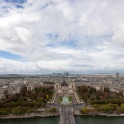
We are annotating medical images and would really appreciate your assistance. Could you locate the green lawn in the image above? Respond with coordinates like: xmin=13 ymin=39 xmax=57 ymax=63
xmin=59 ymin=96 xmax=73 ymax=103
xmin=59 ymin=96 xmax=63 ymax=102
xmin=68 ymin=96 xmax=72 ymax=102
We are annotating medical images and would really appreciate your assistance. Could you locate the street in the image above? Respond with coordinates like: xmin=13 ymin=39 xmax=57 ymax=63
xmin=60 ymin=106 xmax=75 ymax=124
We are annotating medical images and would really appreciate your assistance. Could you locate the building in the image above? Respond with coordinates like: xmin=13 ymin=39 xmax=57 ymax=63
xmin=95 ymin=85 xmax=104 ymax=91
xmin=0 ymin=87 xmax=6 ymax=100
xmin=54 ymin=81 xmax=76 ymax=94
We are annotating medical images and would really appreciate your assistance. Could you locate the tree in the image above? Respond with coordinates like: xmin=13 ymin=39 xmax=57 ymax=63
xmin=0 ymin=109 xmax=7 ymax=115
xmin=80 ymin=107 xmax=89 ymax=114
xmin=116 ymin=104 xmax=124 ymax=113
xmin=0 ymin=102 xmax=3 ymax=108
xmin=97 ymin=104 xmax=118 ymax=113
xmin=47 ymin=107 xmax=57 ymax=113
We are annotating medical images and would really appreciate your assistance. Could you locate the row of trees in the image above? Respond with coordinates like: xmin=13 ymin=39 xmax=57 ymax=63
xmin=77 ymin=85 xmax=96 ymax=102
xmin=4 ymin=86 xmax=54 ymax=103
xmin=91 ymin=99 xmax=124 ymax=105
xmin=80 ymin=104 xmax=124 ymax=114
xmin=1 ymin=101 xmax=42 ymax=108
xmin=0 ymin=86 xmax=54 ymax=115
xmin=94 ymin=104 xmax=118 ymax=113
xmin=46 ymin=107 xmax=57 ymax=113
xmin=0 ymin=106 xmax=58 ymax=115
xmin=77 ymin=85 xmax=124 ymax=103
xmin=0 ymin=106 xmax=37 ymax=115
xmin=77 ymin=85 xmax=124 ymax=114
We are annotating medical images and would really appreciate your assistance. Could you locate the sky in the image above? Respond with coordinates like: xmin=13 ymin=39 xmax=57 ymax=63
xmin=0 ymin=0 xmax=124 ymax=74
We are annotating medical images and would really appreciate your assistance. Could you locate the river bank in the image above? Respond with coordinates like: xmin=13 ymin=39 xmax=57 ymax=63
xmin=1 ymin=110 xmax=124 ymax=120
xmin=0 ymin=113 xmax=59 ymax=119
xmin=74 ymin=110 xmax=124 ymax=117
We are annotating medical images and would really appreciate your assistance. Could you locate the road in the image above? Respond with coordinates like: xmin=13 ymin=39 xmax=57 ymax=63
xmin=60 ymin=106 xmax=75 ymax=124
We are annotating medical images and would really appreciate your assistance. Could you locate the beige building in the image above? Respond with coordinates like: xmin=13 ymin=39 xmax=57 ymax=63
xmin=27 ymin=82 xmax=55 ymax=91
xmin=95 ymin=85 xmax=104 ymax=91
xmin=54 ymin=81 xmax=76 ymax=94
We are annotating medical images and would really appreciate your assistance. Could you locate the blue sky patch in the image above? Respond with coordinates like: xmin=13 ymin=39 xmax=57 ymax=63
xmin=16 ymin=4 xmax=24 ymax=8
xmin=0 ymin=50 xmax=21 ymax=60
xmin=60 ymin=40 xmax=78 ymax=47
xmin=4 ymin=0 xmax=26 ymax=4
xmin=46 ymin=33 xmax=78 ymax=48
xmin=46 ymin=33 xmax=59 ymax=39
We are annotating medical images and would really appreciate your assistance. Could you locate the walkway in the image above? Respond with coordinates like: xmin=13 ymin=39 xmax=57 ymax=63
xmin=54 ymin=93 xmax=60 ymax=104
xmin=71 ymin=93 xmax=78 ymax=104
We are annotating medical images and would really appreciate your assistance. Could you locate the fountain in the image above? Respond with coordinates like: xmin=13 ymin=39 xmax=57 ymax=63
xmin=61 ymin=95 xmax=71 ymax=105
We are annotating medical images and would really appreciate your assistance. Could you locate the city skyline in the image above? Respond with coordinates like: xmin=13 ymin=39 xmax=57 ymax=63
xmin=1 ymin=0 xmax=124 ymax=74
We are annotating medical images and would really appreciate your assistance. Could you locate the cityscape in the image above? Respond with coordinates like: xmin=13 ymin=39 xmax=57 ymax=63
xmin=0 ymin=73 xmax=124 ymax=124
xmin=1 ymin=0 xmax=124 ymax=124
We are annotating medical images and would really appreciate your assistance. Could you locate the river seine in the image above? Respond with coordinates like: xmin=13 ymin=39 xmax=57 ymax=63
xmin=0 ymin=116 xmax=124 ymax=124
xmin=75 ymin=115 xmax=124 ymax=124
xmin=0 ymin=117 xmax=59 ymax=124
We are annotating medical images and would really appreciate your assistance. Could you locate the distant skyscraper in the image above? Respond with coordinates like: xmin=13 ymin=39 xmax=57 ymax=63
xmin=116 ymin=72 xmax=119 ymax=78
xmin=116 ymin=72 xmax=119 ymax=82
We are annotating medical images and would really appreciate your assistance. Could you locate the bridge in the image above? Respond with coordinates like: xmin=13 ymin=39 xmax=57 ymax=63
xmin=47 ymin=94 xmax=84 ymax=124
xmin=59 ymin=106 xmax=75 ymax=124
xmin=47 ymin=102 xmax=84 ymax=124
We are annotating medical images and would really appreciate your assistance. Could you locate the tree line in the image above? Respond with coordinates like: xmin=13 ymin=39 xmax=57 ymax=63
xmin=0 ymin=86 xmax=54 ymax=115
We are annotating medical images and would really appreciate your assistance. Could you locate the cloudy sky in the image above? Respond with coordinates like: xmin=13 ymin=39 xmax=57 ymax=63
xmin=0 ymin=0 xmax=124 ymax=74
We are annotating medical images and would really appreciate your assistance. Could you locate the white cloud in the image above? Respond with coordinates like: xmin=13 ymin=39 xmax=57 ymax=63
xmin=0 ymin=0 xmax=124 ymax=73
